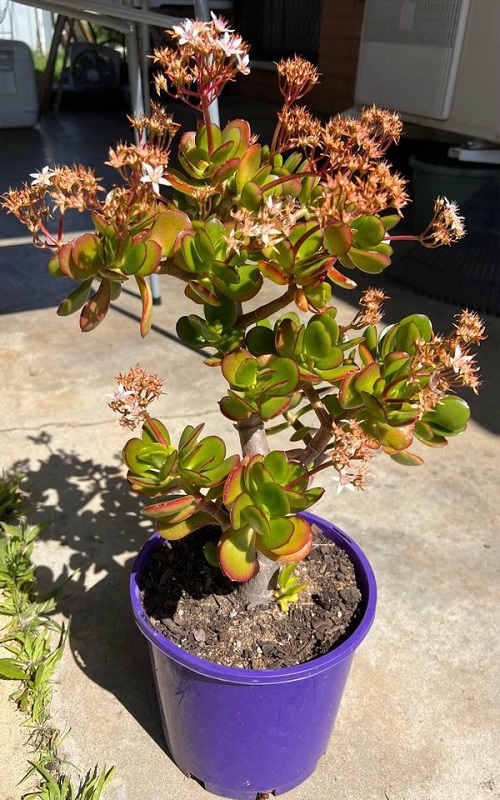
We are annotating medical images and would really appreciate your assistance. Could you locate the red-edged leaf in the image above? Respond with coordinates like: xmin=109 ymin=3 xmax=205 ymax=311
xmin=385 ymin=449 xmax=425 ymax=466
xmin=327 ymin=263 xmax=357 ymax=289
xmin=212 ymin=156 xmax=240 ymax=185
xmin=358 ymin=343 xmax=375 ymax=365
xmin=79 ymin=279 xmax=111 ymax=332
xmin=259 ymin=516 xmax=313 ymax=562
xmin=258 ymin=260 xmax=289 ymax=285
xmin=236 ymin=143 xmax=262 ymax=194
xmin=323 ymin=223 xmax=353 ymax=255
xmin=143 ymin=495 xmax=197 ymax=519
xmin=348 ymin=247 xmax=391 ymax=274
xmin=136 ymin=275 xmax=153 ymax=337
xmin=218 ymin=527 xmax=257 ymax=582
xmin=156 ymin=510 xmax=213 ymax=540
xmin=185 ymin=280 xmax=220 ymax=306
xmin=136 ymin=240 xmax=162 ymax=276
xmin=338 ymin=370 xmax=363 ymax=409
xmin=223 ymin=462 xmax=245 ymax=506
xmin=61 ymin=233 xmax=102 ymax=280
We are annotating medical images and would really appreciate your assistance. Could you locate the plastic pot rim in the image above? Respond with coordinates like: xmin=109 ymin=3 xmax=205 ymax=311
xmin=130 ymin=510 xmax=377 ymax=686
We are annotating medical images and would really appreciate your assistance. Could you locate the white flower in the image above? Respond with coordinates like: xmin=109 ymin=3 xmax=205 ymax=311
xmin=106 ymin=384 xmax=134 ymax=402
xmin=449 ymin=344 xmax=473 ymax=374
xmin=171 ymin=17 xmax=205 ymax=45
xmin=210 ymin=12 xmax=233 ymax=34
xmin=30 ymin=166 xmax=55 ymax=186
xmin=334 ymin=470 xmax=357 ymax=495
xmin=140 ymin=163 xmax=171 ymax=195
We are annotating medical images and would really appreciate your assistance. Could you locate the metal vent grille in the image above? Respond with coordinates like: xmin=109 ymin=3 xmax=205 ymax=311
xmin=361 ymin=0 xmax=465 ymax=46
xmin=355 ymin=0 xmax=470 ymax=120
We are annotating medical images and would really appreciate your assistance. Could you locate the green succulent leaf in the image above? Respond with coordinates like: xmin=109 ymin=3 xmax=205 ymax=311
xmin=242 ymin=504 xmax=271 ymax=537
xmin=204 ymin=541 xmax=220 ymax=568
xmin=246 ymin=324 xmax=276 ymax=356
xmin=354 ymin=362 xmax=382 ymax=394
xmin=235 ymin=357 xmax=259 ymax=388
xmin=422 ymin=395 xmax=470 ymax=435
xmin=323 ymin=223 xmax=353 ymax=255
xmin=258 ymin=259 xmax=289 ymax=285
xmin=260 ymin=515 xmax=312 ymax=561
xmin=414 ymin=420 xmax=448 ymax=447
xmin=62 ymin=233 xmax=103 ymax=280
xmin=339 ymin=370 xmax=363 ymax=409
xmin=180 ymin=435 xmax=226 ymax=471
xmin=240 ymin=180 xmax=263 ymax=211
xmin=263 ymin=451 xmax=289 ymax=484
xmin=347 ymin=247 xmax=391 ymax=274
xmin=394 ymin=314 xmax=433 ymax=353
xmin=254 ymin=482 xmax=290 ymax=517
xmin=236 ymin=143 xmax=262 ymax=194
xmin=57 ymin=278 xmax=94 ymax=317
xmin=218 ymin=526 xmax=257 ymax=582
xmin=302 ymin=282 xmax=331 ymax=311
xmin=261 ymin=515 xmax=294 ymax=550
xmin=142 ymin=495 xmax=197 ymax=519
xmin=258 ymin=395 xmax=292 ymax=420
xmin=142 ymin=418 xmax=171 ymax=447
xmin=156 ymin=510 xmax=213 ymax=540
xmin=381 ymin=214 xmax=401 ymax=231
xmin=149 ymin=209 xmax=192 ymax=257
xmin=79 ymin=279 xmax=111 ymax=332
xmin=176 ymin=316 xmax=207 ymax=349
xmin=221 ymin=349 xmax=252 ymax=385
xmin=196 ymin=122 xmax=223 ymax=152
xmin=219 ymin=391 xmax=256 ymax=420
xmin=212 ymin=263 xmax=263 ymax=302
xmin=351 ymin=215 xmax=386 ymax=248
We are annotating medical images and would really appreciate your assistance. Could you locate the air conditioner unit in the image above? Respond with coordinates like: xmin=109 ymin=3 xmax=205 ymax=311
xmin=0 ymin=40 xmax=38 ymax=128
xmin=62 ymin=43 xmax=121 ymax=92
xmin=355 ymin=0 xmax=500 ymax=144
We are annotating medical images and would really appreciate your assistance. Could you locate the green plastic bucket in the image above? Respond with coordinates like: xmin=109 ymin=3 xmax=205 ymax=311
xmin=409 ymin=154 xmax=500 ymax=233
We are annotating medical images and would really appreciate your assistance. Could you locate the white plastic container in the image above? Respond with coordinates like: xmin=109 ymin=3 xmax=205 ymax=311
xmin=0 ymin=40 xmax=38 ymax=128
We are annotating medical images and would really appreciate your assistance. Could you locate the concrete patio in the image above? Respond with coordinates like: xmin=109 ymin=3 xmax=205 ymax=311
xmin=0 ymin=100 xmax=499 ymax=800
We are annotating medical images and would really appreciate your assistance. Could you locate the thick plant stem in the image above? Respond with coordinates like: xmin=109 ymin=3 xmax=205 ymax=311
xmin=236 ymin=414 xmax=270 ymax=457
xmin=235 ymin=415 xmax=277 ymax=607
xmin=237 ymin=552 xmax=278 ymax=608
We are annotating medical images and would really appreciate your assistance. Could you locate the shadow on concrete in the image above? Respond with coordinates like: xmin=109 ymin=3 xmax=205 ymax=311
xmin=13 ymin=436 xmax=170 ymax=756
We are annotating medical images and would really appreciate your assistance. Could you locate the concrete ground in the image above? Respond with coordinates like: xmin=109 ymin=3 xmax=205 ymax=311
xmin=0 ymin=100 xmax=499 ymax=800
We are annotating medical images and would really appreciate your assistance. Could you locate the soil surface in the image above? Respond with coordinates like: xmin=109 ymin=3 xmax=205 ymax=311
xmin=141 ymin=525 xmax=362 ymax=670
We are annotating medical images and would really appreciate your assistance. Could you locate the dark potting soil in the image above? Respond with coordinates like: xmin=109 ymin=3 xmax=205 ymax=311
xmin=141 ymin=525 xmax=362 ymax=670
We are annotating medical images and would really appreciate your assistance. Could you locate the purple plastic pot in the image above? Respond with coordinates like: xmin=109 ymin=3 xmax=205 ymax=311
xmin=130 ymin=511 xmax=377 ymax=800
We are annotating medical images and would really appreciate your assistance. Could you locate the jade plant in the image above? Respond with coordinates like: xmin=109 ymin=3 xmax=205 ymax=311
xmin=2 ymin=16 xmax=485 ymax=607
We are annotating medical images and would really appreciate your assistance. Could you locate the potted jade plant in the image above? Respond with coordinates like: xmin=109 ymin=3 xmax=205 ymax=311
xmin=2 ymin=15 xmax=485 ymax=800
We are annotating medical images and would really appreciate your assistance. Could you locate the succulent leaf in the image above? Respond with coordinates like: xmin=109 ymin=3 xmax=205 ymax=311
xmin=218 ymin=527 xmax=257 ymax=582
xmin=422 ymin=395 xmax=470 ymax=436
xmin=79 ymin=279 xmax=111 ymax=332
xmin=57 ymin=278 xmax=94 ymax=317
xmin=157 ymin=511 xmax=213 ymax=540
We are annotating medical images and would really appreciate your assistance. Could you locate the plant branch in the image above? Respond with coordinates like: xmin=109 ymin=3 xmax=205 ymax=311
xmin=196 ymin=494 xmax=231 ymax=530
xmin=260 ymin=172 xmax=316 ymax=193
xmin=237 ymin=285 xmax=296 ymax=330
